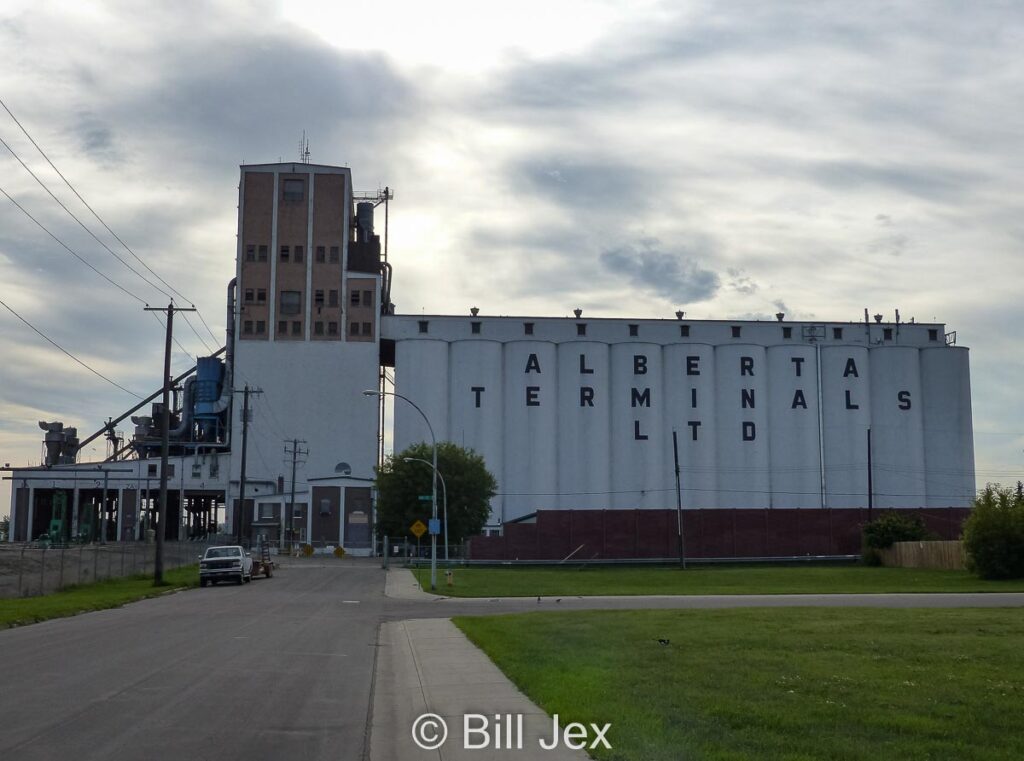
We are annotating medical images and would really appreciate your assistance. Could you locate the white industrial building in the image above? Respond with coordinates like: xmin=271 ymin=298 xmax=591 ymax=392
xmin=5 ymin=162 xmax=976 ymax=558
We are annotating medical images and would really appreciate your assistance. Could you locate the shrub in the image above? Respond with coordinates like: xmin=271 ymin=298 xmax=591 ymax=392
xmin=963 ymin=485 xmax=1024 ymax=579
xmin=862 ymin=512 xmax=929 ymax=565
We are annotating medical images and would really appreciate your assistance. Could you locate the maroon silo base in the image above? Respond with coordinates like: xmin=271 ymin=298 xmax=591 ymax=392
xmin=467 ymin=508 xmax=971 ymax=561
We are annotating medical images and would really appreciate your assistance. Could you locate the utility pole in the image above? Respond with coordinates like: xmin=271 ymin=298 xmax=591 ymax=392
xmin=144 ymin=302 xmax=195 ymax=584
xmin=284 ymin=438 xmax=308 ymax=554
xmin=234 ymin=384 xmax=262 ymax=546
xmin=672 ymin=430 xmax=686 ymax=569
xmin=867 ymin=427 xmax=874 ymax=523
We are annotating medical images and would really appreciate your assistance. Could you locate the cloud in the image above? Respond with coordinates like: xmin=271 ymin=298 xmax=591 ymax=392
xmin=802 ymin=160 xmax=983 ymax=203
xmin=600 ymin=240 xmax=719 ymax=303
xmin=510 ymin=156 xmax=659 ymax=213
xmin=726 ymin=267 xmax=758 ymax=295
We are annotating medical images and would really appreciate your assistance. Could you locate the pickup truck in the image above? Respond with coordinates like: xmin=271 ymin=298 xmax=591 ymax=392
xmin=199 ymin=545 xmax=253 ymax=586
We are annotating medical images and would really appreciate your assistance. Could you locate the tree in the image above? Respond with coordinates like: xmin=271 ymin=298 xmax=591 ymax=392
xmin=963 ymin=484 xmax=1024 ymax=579
xmin=861 ymin=511 xmax=929 ymax=565
xmin=0 ymin=514 xmax=8 ymax=541
xmin=374 ymin=442 xmax=497 ymax=543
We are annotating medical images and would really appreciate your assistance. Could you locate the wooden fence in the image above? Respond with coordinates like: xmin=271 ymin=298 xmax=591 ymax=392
xmin=879 ymin=540 xmax=966 ymax=571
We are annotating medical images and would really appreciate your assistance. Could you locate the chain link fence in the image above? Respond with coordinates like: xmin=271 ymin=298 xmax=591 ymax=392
xmin=0 ymin=542 xmax=216 ymax=598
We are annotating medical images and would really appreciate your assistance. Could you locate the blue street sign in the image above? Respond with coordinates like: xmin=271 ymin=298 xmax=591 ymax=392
xmin=428 ymin=518 xmax=441 ymax=535
xmin=418 ymin=495 xmax=432 ymax=501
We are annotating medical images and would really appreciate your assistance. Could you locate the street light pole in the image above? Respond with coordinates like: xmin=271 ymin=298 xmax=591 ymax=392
xmin=404 ymin=457 xmax=448 ymax=560
xmin=364 ymin=390 xmax=438 ymax=589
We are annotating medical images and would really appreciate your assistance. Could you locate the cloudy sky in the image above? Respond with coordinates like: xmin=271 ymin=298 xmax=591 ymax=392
xmin=1 ymin=0 xmax=1022 ymax=516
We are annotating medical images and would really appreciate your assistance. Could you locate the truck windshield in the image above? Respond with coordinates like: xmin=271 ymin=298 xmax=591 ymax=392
xmin=206 ymin=548 xmax=241 ymax=558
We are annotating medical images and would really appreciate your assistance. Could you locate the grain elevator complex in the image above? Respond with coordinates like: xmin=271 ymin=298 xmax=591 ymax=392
xmin=5 ymin=162 xmax=976 ymax=558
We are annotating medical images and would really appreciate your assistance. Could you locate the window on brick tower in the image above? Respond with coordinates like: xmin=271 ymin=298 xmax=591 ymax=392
xmin=328 ymin=289 xmax=338 ymax=307
xmin=329 ymin=246 xmax=339 ymax=263
xmin=245 ymin=244 xmax=255 ymax=262
xmin=258 ymin=245 xmax=268 ymax=261
xmin=244 ymin=288 xmax=254 ymax=303
xmin=291 ymin=321 xmax=301 ymax=335
xmin=280 ymin=245 xmax=290 ymax=262
xmin=256 ymin=320 xmax=265 ymax=334
xmin=349 ymin=320 xmax=360 ymax=335
xmin=257 ymin=288 xmax=266 ymax=303
xmin=362 ymin=322 xmax=372 ymax=336
xmin=328 ymin=321 xmax=338 ymax=335
xmin=283 ymin=178 xmax=304 ymax=201
xmin=316 ymin=246 xmax=325 ymax=262
xmin=278 ymin=320 xmax=286 ymax=335
xmin=294 ymin=245 xmax=303 ymax=263
xmin=243 ymin=320 xmax=253 ymax=334
xmin=280 ymin=291 xmax=301 ymax=315
xmin=362 ymin=290 xmax=373 ymax=306
xmin=350 ymin=290 xmax=360 ymax=306
xmin=314 ymin=321 xmax=324 ymax=335
xmin=314 ymin=290 xmax=324 ymax=308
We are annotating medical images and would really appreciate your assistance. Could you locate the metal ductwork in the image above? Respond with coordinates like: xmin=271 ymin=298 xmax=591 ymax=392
xmin=168 ymin=377 xmax=196 ymax=438
xmin=210 ymin=278 xmax=236 ymax=414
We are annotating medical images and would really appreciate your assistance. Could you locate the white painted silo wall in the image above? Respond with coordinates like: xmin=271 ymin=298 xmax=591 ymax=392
xmin=715 ymin=345 xmax=770 ymax=508
xmin=767 ymin=345 xmax=821 ymax=508
xmin=387 ymin=324 xmax=975 ymax=518
xmin=664 ymin=344 xmax=717 ymax=507
xmin=921 ymin=347 xmax=975 ymax=507
xmin=394 ymin=340 xmax=449 ymax=451
xmin=557 ymin=342 xmax=611 ymax=509
xmin=449 ymin=341 xmax=504 ymax=523
xmin=869 ymin=347 xmax=926 ymax=508
xmin=502 ymin=341 xmax=558 ymax=520
xmin=610 ymin=344 xmax=665 ymax=508
xmin=821 ymin=346 xmax=871 ymax=508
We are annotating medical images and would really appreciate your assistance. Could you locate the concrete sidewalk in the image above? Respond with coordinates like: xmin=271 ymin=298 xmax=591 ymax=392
xmin=370 ymin=618 xmax=591 ymax=760
xmin=386 ymin=566 xmax=448 ymax=600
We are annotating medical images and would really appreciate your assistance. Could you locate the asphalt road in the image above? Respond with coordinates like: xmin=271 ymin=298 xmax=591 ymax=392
xmin=2 ymin=560 xmax=1023 ymax=761
xmin=0 ymin=561 xmax=387 ymax=761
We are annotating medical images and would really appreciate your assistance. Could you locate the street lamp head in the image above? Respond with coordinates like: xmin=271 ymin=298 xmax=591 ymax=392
xmin=362 ymin=390 xmax=379 ymax=397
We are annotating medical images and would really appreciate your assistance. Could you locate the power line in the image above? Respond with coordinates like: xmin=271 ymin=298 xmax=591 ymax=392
xmin=1 ymin=181 xmax=194 ymax=365
xmin=0 ymin=98 xmax=221 ymax=349
xmin=0 ymin=131 xmax=213 ymax=355
xmin=0 ymin=183 xmax=146 ymax=304
xmin=0 ymin=297 xmax=141 ymax=398
xmin=0 ymin=132 xmax=174 ymax=302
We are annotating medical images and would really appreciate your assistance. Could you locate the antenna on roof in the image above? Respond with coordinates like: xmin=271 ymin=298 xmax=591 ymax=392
xmin=299 ymin=131 xmax=311 ymax=164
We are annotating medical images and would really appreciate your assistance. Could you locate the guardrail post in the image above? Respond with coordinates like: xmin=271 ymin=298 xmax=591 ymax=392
xmin=40 ymin=546 xmax=46 ymax=595
xmin=59 ymin=547 xmax=65 ymax=590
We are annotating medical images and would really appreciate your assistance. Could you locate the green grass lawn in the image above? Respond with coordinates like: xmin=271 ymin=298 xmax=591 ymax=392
xmin=418 ymin=565 xmax=1024 ymax=597
xmin=455 ymin=608 xmax=1024 ymax=760
xmin=0 ymin=566 xmax=199 ymax=629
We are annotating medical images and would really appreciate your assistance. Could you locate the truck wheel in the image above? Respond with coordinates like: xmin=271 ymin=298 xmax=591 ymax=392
xmin=200 ymin=578 xmax=207 ymax=588
xmin=244 ymin=572 xmax=251 ymax=583
xmin=235 ymin=574 xmax=243 ymax=585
